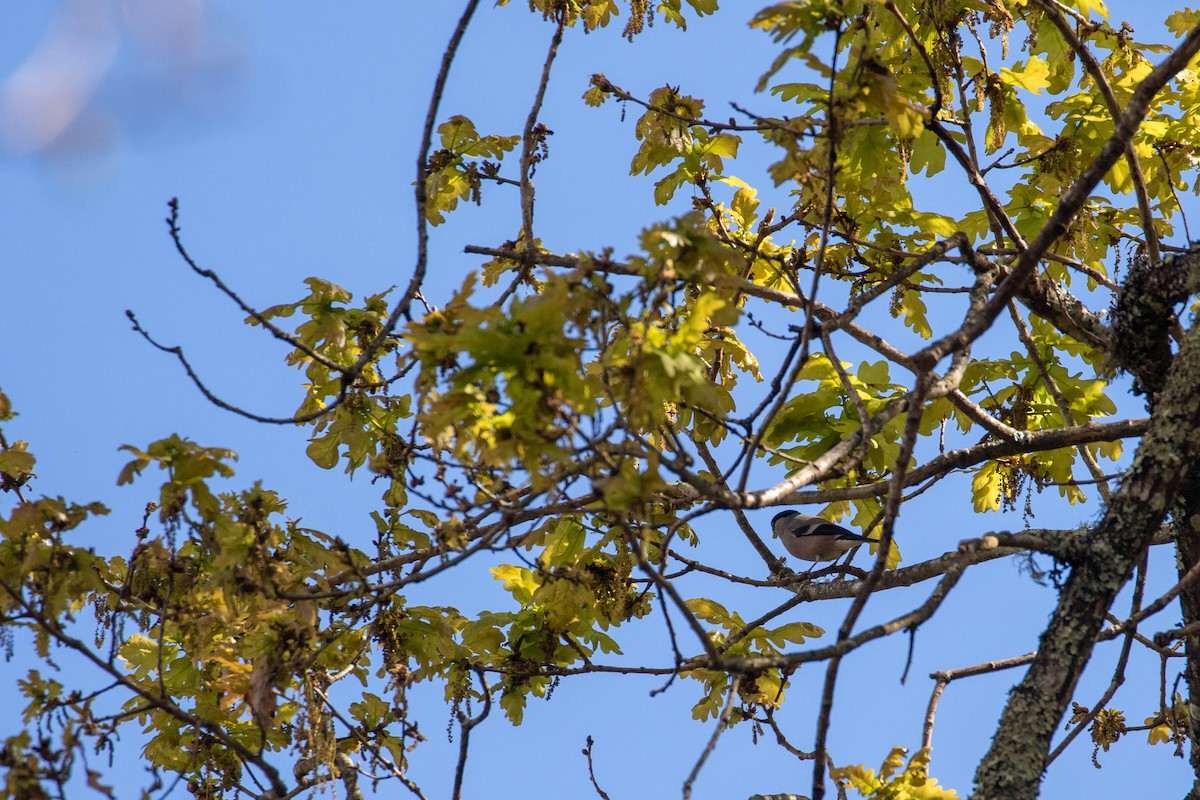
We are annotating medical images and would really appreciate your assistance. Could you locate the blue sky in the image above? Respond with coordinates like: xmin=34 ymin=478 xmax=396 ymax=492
xmin=1 ymin=2 xmax=1194 ymax=798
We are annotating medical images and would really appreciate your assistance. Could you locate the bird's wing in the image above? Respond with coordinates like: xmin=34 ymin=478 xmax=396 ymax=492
xmin=797 ymin=521 xmax=856 ymax=540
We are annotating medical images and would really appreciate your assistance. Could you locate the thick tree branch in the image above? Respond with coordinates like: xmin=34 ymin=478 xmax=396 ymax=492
xmin=919 ymin=22 xmax=1200 ymax=373
xmin=1111 ymin=249 xmax=1200 ymax=398
xmin=973 ymin=312 xmax=1200 ymax=797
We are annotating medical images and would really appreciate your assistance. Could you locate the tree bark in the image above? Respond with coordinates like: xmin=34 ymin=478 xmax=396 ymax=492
xmin=971 ymin=315 xmax=1200 ymax=799
xmin=1175 ymin=492 xmax=1200 ymax=800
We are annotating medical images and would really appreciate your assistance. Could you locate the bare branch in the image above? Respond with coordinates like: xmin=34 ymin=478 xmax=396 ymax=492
xmin=126 ymin=311 xmax=345 ymax=425
xmin=582 ymin=736 xmax=613 ymax=800
xmin=353 ymin=0 xmax=484 ymax=378
xmin=683 ymin=675 xmax=741 ymax=800
xmin=163 ymin=198 xmax=346 ymax=373
xmin=452 ymin=668 xmax=493 ymax=800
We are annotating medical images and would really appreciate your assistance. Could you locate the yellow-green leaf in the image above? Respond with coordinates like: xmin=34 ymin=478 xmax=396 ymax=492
xmin=1001 ymin=57 xmax=1051 ymax=94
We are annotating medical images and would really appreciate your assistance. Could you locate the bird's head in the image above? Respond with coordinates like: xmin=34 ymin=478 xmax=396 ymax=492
xmin=770 ymin=509 xmax=800 ymax=530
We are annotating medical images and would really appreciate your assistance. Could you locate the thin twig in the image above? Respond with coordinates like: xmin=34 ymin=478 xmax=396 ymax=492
xmin=1007 ymin=301 xmax=1113 ymax=502
xmin=497 ymin=11 xmax=566 ymax=307
xmin=163 ymin=198 xmax=345 ymax=373
xmin=1045 ymin=552 xmax=1149 ymax=764
xmin=582 ymin=736 xmax=613 ymax=800
xmin=812 ymin=371 xmax=932 ymax=799
xmin=1034 ymin=0 xmax=1160 ymax=263
xmin=352 ymin=0 xmax=483 ymax=377
xmin=682 ymin=675 xmax=741 ymax=800
xmin=126 ymin=311 xmax=344 ymax=425
xmin=923 ymin=652 xmax=1037 ymax=750
xmin=452 ymin=668 xmax=493 ymax=800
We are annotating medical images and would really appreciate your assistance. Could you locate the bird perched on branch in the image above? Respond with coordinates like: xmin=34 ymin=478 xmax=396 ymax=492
xmin=771 ymin=510 xmax=879 ymax=566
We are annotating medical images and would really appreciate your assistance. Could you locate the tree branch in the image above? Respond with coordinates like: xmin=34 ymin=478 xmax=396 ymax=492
xmin=973 ymin=287 xmax=1200 ymax=797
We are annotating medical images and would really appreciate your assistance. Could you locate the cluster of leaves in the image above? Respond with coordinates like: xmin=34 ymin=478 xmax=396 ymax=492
xmin=832 ymin=747 xmax=959 ymax=800
xmin=424 ymin=117 xmax=520 ymax=225
xmin=684 ymin=597 xmax=822 ymax=720
xmin=500 ymin=0 xmax=718 ymax=40
xmin=1065 ymin=695 xmax=1190 ymax=768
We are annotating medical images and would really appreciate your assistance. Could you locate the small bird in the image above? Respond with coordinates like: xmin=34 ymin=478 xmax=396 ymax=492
xmin=771 ymin=510 xmax=878 ymax=566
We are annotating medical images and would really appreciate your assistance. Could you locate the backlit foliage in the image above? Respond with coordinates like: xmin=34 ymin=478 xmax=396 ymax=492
xmin=6 ymin=2 xmax=1200 ymax=798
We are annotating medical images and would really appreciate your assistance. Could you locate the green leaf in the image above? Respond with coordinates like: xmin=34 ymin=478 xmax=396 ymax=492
xmin=897 ymin=290 xmax=932 ymax=339
xmin=857 ymin=360 xmax=890 ymax=386
xmin=1001 ymin=57 xmax=1051 ymax=94
xmin=0 ymin=448 xmax=35 ymax=479
xmin=1072 ymin=0 xmax=1109 ymax=20
xmin=306 ymin=434 xmax=341 ymax=470
xmin=686 ymin=597 xmax=732 ymax=626
xmin=731 ymin=186 xmax=760 ymax=229
xmin=768 ymin=621 xmax=825 ymax=646
xmin=972 ymin=462 xmax=1003 ymax=512
xmin=653 ymin=167 xmax=691 ymax=204
xmin=703 ymin=133 xmax=740 ymax=159
xmin=1166 ymin=9 xmax=1200 ymax=36
xmin=909 ymin=128 xmax=946 ymax=177
xmin=500 ymin=686 xmax=527 ymax=725
xmin=491 ymin=564 xmax=540 ymax=604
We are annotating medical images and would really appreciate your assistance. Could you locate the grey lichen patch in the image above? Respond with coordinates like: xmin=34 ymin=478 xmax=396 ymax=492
xmin=1110 ymin=247 xmax=1200 ymax=401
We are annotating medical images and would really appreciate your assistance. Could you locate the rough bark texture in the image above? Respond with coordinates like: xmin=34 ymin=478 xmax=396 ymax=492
xmin=1112 ymin=248 xmax=1200 ymax=795
xmin=1018 ymin=268 xmax=1113 ymax=353
xmin=971 ymin=314 xmax=1200 ymax=799
xmin=1175 ymin=478 xmax=1200 ymax=800
xmin=1110 ymin=250 xmax=1200 ymax=399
